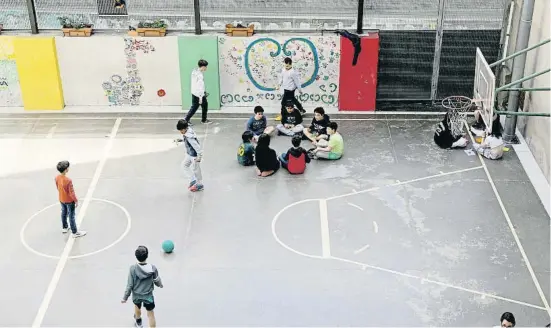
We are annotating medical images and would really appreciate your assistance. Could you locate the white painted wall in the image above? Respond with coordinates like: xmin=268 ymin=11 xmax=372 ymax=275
xmin=520 ymin=0 xmax=550 ymax=182
xmin=56 ymin=36 xmax=181 ymax=107
xmin=0 ymin=36 xmax=23 ymax=107
xmin=218 ymin=36 xmax=340 ymax=110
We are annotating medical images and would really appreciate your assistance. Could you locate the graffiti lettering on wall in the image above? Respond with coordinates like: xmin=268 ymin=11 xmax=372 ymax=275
xmin=102 ymin=38 xmax=155 ymax=106
xmin=218 ymin=36 xmax=340 ymax=108
xmin=0 ymin=37 xmax=22 ymax=106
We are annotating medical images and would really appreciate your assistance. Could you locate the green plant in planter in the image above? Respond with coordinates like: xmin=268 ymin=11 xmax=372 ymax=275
xmin=57 ymin=16 xmax=92 ymax=29
xmin=137 ymin=20 xmax=167 ymax=29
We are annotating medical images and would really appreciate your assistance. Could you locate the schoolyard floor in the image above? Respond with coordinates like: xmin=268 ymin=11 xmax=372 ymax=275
xmin=0 ymin=113 xmax=549 ymax=327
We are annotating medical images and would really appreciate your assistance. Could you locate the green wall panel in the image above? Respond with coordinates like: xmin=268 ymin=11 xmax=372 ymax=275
xmin=178 ymin=36 xmax=221 ymax=110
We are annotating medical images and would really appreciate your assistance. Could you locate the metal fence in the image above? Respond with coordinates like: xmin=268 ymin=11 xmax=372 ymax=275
xmin=1 ymin=0 xmax=506 ymax=32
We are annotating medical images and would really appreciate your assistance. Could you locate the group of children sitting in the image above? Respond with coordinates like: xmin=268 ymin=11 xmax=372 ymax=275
xmin=238 ymin=102 xmax=344 ymax=177
xmin=434 ymin=107 xmax=505 ymax=160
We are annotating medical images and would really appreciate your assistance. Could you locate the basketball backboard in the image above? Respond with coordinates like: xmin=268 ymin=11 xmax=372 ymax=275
xmin=473 ymin=47 xmax=495 ymax=133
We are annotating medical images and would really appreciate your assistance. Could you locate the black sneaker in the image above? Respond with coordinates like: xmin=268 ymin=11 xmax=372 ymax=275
xmin=201 ymin=120 xmax=213 ymax=124
xmin=134 ymin=316 xmax=143 ymax=328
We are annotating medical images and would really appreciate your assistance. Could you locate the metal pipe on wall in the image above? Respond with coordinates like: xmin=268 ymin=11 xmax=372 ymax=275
xmin=193 ymin=0 xmax=202 ymax=35
xmin=430 ymin=0 xmax=446 ymax=101
xmin=25 ymin=0 xmax=39 ymax=34
xmin=503 ymin=0 xmax=536 ymax=142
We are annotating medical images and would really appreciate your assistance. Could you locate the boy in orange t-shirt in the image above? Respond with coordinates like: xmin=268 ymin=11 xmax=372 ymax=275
xmin=55 ymin=161 xmax=86 ymax=238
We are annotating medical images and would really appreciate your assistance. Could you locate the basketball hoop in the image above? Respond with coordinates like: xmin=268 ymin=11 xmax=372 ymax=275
xmin=441 ymin=96 xmax=476 ymax=137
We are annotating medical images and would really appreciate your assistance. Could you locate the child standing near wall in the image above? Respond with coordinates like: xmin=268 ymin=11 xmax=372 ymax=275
xmin=276 ymin=57 xmax=305 ymax=120
xmin=184 ymin=59 xmax=212 ymax=125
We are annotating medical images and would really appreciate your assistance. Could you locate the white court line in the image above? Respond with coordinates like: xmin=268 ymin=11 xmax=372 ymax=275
xmin=319 ymin=199 xmax=331 ymax=258
xmin=46 ymin=124 xmax=57 ymax=139
xmin=332 ymin=256 xmax=548 ymax=311
xmin=325 ymin=165 xmax=484 ymax=201
xmin=347 ymin=202 xmax=364 ymax=211
xmin=31 ymin=118 xmax=121 ymax=328
xmin=463 ymin=120 xmax=551 ymax=315
xmin=182 ymin=123 xmax=210 ymax=252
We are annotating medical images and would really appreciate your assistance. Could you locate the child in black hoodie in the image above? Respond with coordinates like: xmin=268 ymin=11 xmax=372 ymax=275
xmin=254 ymin=133 xmax=280 ymax=177
xmin=303 ymin=106 xmax=331 ymax=144
xmin=279 ymin=135 xmax=310 ymax=174
xmin=276 ymin=100 xmax=304 ymax=137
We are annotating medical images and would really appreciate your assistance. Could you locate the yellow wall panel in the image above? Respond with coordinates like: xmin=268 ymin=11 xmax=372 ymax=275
xmin=14 ymin=37 xmax=64 ymax=110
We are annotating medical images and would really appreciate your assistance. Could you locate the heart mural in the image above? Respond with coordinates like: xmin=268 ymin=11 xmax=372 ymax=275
xmin=218 ymin=36 xmax=340 ymax=108
xmin=244 ymin=37 xmax=320 ymax=92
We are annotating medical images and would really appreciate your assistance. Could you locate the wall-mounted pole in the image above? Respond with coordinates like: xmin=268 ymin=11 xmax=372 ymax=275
xmin=503 ymin=0 xmax=535 ymax=142
xmin=356 ymin=0 xmax=365 ymax=34
xmin=25 ymin=0 xmax=38 ymax=34
xmin=430 ymin=0 xmax=446 ymax=101
xmin=490 ymin=38 xmax=550 ymax=68
xmin=498 ymin=87 xmax=550 ymax=92
xmin=193 ymin=0 xmax=202 ymax=35
xmin=496 ymin=68 xmax=550 ymax=92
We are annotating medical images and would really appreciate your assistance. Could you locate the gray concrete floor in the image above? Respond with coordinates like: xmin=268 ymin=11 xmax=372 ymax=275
xmin=0 ymin=114 xmax=549 ymax=327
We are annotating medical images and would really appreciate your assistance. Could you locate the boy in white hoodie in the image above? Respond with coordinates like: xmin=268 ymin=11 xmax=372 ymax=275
xmin=122 ymin=246 xmax=163 ymax=328
xmin=472 ymin=114 xmax=504 ymax=160
xmin=175 ymin=119 xmax=204 ymax=192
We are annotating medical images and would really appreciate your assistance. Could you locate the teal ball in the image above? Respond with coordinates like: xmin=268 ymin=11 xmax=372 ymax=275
xmin=162 ymin=240 xmax=174 ymax=253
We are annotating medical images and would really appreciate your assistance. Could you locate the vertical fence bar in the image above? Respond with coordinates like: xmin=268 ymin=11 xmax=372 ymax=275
xmin=25 ymin=0 xmax=39 ymax=34
xmin=430 ymin=0 xmax=446 ymax=101
xmin=357 ymin=0 xmax=365 ymax=34
xmin=194 ymin=0 xmax=202 ymax=35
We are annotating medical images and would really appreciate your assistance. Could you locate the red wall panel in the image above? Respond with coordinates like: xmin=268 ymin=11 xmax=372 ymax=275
xmin=338 ymin=32 xmax=380 ymax=111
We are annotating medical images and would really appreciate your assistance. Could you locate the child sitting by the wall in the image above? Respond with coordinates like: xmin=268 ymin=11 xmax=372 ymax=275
xmin=237 ymin=131 xmax=255 ymax=166
xmin=255 ymin=133 xmax=280 ymax=177
xmin=246 ymin=106 xmax=275 ymax=142
xmin=276 ymin=100 xmax=304 ymax=137
xmin=303 ymin=107 xmax=331 ymax=144
xmin=472 ymin=115 xmax=505 ymax=160
xmin=279 ymin=135 xmax=310 ymax=174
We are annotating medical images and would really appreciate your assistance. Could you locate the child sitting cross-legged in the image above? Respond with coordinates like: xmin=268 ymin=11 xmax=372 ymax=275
xmin=254 ymin=133 xmax=280 ymax=177
xmin=237 ymin=131 xmax=255 ymax=166
xmin=246 ymin=106 xmax=275 ymax=142
xmin=472 ymin=115 xmax=505 ymax=160
xmin=311 ymin=122 xmax=344 ymax=160
xmin=276 ymin=100 xmax=304 ymax=137
xmin=279 ymin=135 xmax=311 ymax=174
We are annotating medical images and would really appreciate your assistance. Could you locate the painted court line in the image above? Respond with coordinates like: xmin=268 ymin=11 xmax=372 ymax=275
xmin=332 ymin=256 xmax=548 ymax=311
xmin=347 ymin=202 xmax=364 ymax=211
xmin=319 ymin=199 xmax=331 ymax=258
xmin=31 ymin=118 xmax=121 ymax=327
xmin=46 ymin=124 xmax=57 ymax=139
xmin=325 ymin=165 xmax=484 ymax=201
xmin=182 ymin=123 xmax=210 ymax=252
xmin=463 ymin=120 xmax=551 ymax=315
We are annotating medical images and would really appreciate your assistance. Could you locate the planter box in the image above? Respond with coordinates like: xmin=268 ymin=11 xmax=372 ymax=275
xmin=62 ymin=27 xmax=93 ymax=37
xmin=128 ymin=28 xmax=166 ymax=37
xmin=225 ymin=24 xmax=254 ymax=37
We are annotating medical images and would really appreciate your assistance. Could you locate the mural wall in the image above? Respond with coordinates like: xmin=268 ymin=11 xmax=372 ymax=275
xmin=55 ymin=36 xmax=181 ymax=106
xmin=218 ymin=36 xmax=340 ymax=109
xmin=0 ymin=36 xmax=22 ymax=107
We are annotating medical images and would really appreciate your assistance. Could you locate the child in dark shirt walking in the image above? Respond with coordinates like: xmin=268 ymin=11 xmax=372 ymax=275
xmin=279 ymin=135 xmax=310 ymax=174
xmin=254 ymin=133 xmax=280 ymax=177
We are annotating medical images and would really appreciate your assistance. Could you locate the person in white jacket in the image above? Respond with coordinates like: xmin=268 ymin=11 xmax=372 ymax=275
xmin=184 ymin=59 xmax=212 ymax=125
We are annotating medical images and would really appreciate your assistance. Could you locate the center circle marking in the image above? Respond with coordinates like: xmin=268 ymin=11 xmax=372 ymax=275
xmin=20 ymin=198 xmax=131 ymax=260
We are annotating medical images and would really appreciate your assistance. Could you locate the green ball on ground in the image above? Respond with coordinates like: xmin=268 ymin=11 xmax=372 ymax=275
xmin=162 ymin=240 xmax=174 ymax=253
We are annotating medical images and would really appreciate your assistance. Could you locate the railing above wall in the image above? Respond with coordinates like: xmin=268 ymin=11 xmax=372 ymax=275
xmin=1 ymin=0 xmax=507 ymax=33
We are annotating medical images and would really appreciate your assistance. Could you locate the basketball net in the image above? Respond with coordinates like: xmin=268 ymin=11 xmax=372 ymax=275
xmin=441 ymin=96 xmax=479 ymax=137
